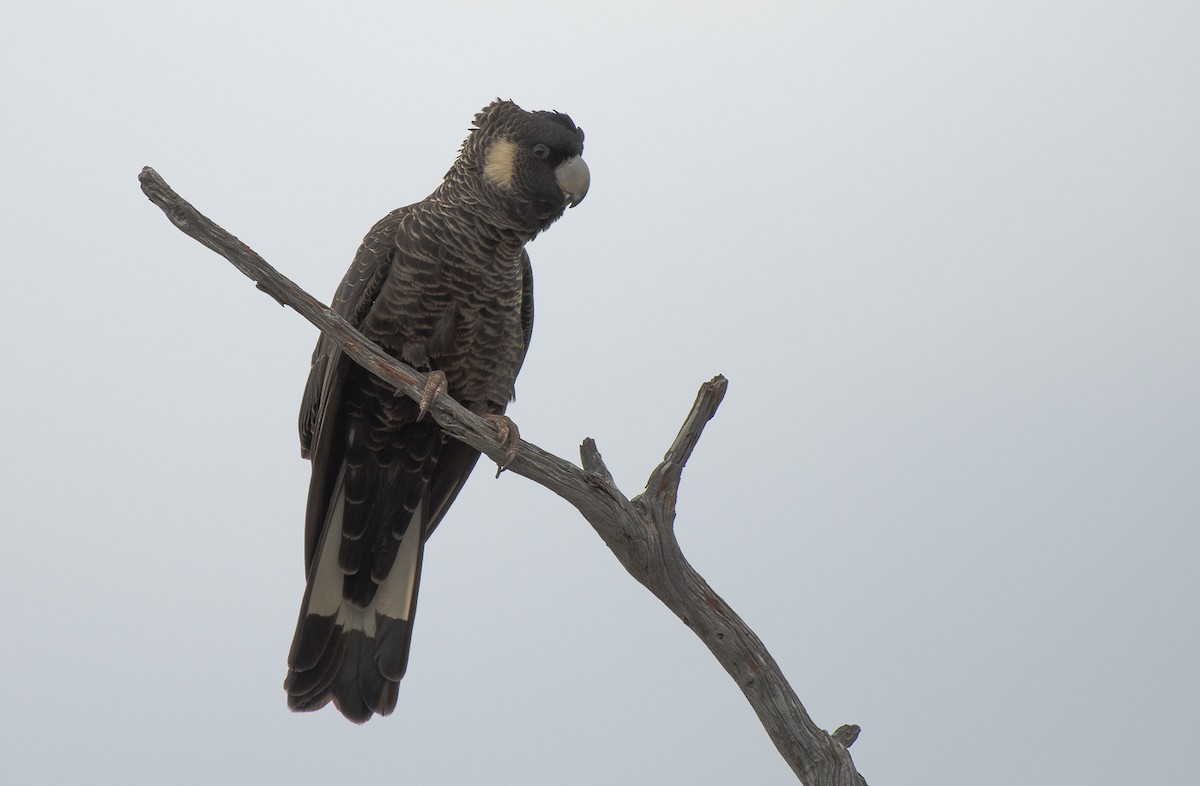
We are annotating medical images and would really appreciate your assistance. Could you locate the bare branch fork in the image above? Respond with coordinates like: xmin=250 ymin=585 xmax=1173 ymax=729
xmin=139 ymin=166 xmax=868 ymax=786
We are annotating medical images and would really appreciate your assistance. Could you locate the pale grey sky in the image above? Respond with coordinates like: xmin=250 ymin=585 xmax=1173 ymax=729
xmin=2 ymin=1 xmax=1197 ymax=784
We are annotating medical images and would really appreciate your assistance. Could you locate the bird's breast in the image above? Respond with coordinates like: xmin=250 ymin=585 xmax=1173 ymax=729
xmin=361 ymin=240 xmax=526 ymax=409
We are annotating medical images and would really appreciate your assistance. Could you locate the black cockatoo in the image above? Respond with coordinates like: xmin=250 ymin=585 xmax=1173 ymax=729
xmin=285 ymin=100 xmax=588 ymax=722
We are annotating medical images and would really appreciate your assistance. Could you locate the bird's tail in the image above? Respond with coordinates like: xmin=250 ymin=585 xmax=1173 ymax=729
xmin=284 ymin=471 xmax=426 ymax=723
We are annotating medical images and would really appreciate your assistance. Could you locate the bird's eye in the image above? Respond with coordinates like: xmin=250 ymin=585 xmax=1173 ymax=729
xmin=532 ymin=143 xmax=550 ymax=159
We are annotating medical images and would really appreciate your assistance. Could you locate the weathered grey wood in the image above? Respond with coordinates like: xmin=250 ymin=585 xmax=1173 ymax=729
xmin=833 ymin=725 xmax=862 ymax=748
xmin=139 ymin=166 xmax=869 ymax=786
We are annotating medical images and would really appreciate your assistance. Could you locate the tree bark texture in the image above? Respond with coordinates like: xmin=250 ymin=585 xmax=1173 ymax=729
xmin=139 ymin=166 xmax=869 ymax=786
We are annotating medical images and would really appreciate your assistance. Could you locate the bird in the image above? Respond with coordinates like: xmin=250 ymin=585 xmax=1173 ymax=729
xmin=284 ymin=99 xmax=588 ymax=722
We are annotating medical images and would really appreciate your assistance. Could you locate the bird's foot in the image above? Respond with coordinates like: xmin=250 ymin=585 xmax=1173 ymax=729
xmin=484 ymin=414 xmax=521 ymax=475
xmin=416 ymin=371 xmax=448 ymax=421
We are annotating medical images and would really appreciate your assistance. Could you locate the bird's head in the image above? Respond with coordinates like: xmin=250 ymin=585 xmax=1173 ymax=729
xmin=449 ymin=99 xmax=589 ymax=236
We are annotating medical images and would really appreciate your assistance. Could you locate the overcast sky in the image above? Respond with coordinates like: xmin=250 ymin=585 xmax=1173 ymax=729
xmin=2 ymin=1 xmax=1197 ymax=784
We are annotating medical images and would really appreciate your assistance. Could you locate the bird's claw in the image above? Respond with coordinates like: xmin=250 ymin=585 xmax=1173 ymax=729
xmin=417 ymin=371 xmax=448 ymax=421
xmin=484 ymin=414 xmax=521 ymax=475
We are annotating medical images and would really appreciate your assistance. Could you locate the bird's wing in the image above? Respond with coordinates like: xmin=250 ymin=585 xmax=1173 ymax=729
xmin=288 ymin=205 xmax=437 ymax=721
xmin=520 ymin=249 xmax=535 ymax=363
xmin=299 ymin=209 xmax=403 ymax=460
xmin=298 ymin=210 xmax=403 ymax=568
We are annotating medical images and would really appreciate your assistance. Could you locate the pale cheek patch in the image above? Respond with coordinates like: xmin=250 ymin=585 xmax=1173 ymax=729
xmin=483 ymin=138 xmax=516 ymax=188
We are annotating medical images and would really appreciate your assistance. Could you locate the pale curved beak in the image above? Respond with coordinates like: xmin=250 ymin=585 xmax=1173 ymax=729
xmin=555 ymin=156 xmax=590 ymax=208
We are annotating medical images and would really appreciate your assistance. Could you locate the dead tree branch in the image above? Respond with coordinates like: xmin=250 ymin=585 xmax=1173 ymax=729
xmin=139 ymin=166 xmax=868 ymax=786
